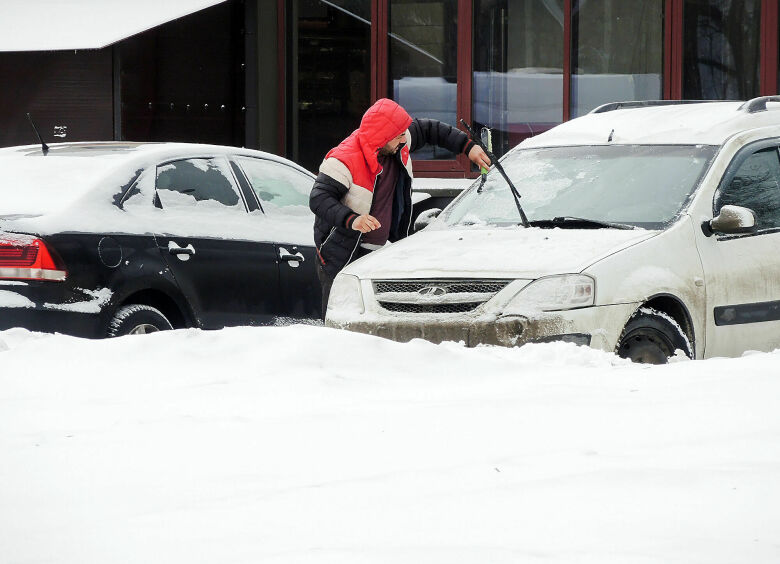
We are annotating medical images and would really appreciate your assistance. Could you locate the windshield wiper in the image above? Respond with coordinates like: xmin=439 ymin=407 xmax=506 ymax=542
xmin=528 ymin=216 xmax=636 ymax=230
xmin=460 ymin=120 xmax=530 ymax=228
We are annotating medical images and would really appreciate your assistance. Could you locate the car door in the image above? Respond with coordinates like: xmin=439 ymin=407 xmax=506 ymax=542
xmin=232 ymin=156 xmax=321 ymax=319
xmin=694 ymin=142 xmax=780 ymax=356
xmin=154 ymin=156 xmax=282 ymax=328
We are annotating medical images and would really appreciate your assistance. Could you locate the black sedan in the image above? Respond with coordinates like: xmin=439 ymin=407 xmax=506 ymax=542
xmin=0 ymin=142 xmax=321 ymax=336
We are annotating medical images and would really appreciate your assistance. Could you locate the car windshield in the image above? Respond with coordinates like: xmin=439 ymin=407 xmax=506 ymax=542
xmin=443 ymin=145 xmax=718 ymax=230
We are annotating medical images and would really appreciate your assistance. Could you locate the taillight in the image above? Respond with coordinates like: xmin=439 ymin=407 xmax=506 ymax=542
xmin=0 ymin=236 xmax=67 ymax=281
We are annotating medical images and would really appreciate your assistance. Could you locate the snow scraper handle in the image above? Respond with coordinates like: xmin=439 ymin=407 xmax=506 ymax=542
xmin=459 ymin=120 xmax=529 ymax=227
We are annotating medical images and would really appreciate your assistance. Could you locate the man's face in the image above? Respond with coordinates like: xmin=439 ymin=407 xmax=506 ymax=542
xmin=379 ymin=131 xmax=407 ymax=155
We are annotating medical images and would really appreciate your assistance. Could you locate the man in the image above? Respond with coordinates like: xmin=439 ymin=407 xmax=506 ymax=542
xmin=309 ymin=98 xmax=491 ymax=317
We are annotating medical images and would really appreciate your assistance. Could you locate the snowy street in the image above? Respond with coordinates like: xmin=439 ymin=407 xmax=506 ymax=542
xmin=1 ymin=325 xmax=779 ymax=563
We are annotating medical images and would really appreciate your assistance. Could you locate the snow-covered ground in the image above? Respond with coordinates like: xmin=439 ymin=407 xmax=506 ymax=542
xmin=1 ymin=325 xmax=779 ymax=564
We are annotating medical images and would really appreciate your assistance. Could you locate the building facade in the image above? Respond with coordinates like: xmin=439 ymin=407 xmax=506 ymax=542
xmin=1 ymin=0 xmax=778 ymax=177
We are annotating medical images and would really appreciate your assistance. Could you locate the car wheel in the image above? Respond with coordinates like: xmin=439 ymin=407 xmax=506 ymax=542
xmin=616 ymin=307 xmax=692 ymax=364
xmin=107 ymin=304 xmax=173 ymax=337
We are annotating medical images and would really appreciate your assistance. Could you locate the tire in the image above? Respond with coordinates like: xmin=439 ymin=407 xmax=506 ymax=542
xmin=616 ymin=307 xmax=692 ymax=364
xmin=107 ymin=304 xmax=173 ymax=337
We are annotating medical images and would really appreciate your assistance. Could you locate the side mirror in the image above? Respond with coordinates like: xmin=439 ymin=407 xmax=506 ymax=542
xmin=704 ymin=205 xmax=756 ymax=236
xmin=414 ymin=208 xmax=442 ymax=232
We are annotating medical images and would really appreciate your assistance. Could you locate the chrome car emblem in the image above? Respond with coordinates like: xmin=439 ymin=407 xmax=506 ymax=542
xmin=418 ymin=285 xmax=448 ymax=297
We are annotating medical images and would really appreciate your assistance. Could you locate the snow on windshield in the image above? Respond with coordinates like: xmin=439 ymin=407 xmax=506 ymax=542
xmin=444 ymin=145 xmax=717 ymax=229
xmin=0 ymin=153 xmax=123 ymax=216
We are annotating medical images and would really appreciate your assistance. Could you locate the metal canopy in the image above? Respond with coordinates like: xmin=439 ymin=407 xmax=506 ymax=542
xmin=0 ymin=0 xmax=228 ymax=52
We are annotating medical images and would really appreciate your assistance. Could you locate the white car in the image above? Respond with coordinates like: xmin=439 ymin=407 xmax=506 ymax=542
xmin=326 ymin=97 xmax=780 ymax=363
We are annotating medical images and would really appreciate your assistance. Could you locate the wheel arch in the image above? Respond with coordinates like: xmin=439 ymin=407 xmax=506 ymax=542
xmin=630 ymin=293 xmax=696 ymax=354
xmin=112 ymin=287 xmax=193 ymax=330
xmin=105 ymin=286 xmax=196 ymax=330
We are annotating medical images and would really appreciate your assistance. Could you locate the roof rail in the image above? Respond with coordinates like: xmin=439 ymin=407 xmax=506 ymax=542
xmin=738 ymin=96 xmax=780 ymax=113
xmin=590 ymin=100 xmax=724 ymax=114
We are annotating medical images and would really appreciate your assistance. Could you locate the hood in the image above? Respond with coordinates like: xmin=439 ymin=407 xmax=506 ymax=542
xmin=343 ymin=226 xmax=657 ymax=279
xmin=335 ymin=98 xmax=412 ymax=175
xmin=359 ymin=98 xmax=412 ymax=149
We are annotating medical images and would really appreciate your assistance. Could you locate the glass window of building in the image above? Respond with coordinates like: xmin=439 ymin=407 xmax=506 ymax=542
xmin=571 ymin=0 xmax=663 ymax=117
xmin=389 ymin=0 xmax=458 ymax=160
xmin=292 ymin=0 xmax=371 ymax=172
xmin=473 ymin=0 xmax=564 ymax=158
xmin=683 ymin=0 xmax=760 ymax=99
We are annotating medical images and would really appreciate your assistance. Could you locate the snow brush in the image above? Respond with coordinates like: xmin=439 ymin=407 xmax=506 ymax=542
xmin=459 ymin=120 xmax=529 ymax=227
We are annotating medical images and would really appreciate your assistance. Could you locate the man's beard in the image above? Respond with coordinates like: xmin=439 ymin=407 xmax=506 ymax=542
xmin=379 ymin=143 xmax=404 ymax=156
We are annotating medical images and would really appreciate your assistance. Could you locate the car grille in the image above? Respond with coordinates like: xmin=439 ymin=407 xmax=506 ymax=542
xmin=379 ymin=302 xmax=485 ymax=314
xmin=373 ymin=279 xmax=512 ymax=314
xmin=374 ymin=280 xmax=509 ymax=294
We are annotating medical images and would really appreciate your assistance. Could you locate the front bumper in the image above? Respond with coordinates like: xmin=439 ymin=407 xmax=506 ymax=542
xmin=327 ymin=302 xmax=639 ymax=351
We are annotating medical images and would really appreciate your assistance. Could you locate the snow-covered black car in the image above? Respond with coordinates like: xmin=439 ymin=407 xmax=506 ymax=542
xmin=0 ymin=142 xmax=320 ymax=336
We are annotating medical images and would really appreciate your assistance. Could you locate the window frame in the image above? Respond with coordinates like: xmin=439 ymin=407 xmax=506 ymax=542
xmin=278 ymin=0 xmax=780 ymax=177
xmin=667 ymin=0 xmax=778 ymax=98
xmin=153 ymin=155 xmax=250 ymax=213
xmin=713 ymin=138 xmax=780 ymax=238
xmin=232 ymin=155 xmax=316 ymax=214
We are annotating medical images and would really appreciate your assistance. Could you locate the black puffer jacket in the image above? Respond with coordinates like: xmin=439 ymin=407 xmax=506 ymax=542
xmin=310 ymin=117 xmax=473 ymax=278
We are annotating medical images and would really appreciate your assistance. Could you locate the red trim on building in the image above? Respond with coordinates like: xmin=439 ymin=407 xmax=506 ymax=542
xmin=370 ymin=0 xmax=379 ymax=101
xmin=663 ymin=0 xmax=673 ymax=99
xmin=413 ymin=160 xmax=468 ymax=176
xmin=371 ymin=0 xmax=388 ymax=103
xmin=761 ymin=0 xmax=779 ymax=96
xmin=563 ymin=0 xmax=572 ymax=121
xmin=666 ymin=0 xmax=684 ymax=100
xmin=455 ymin=0 xmax=473 ymax=175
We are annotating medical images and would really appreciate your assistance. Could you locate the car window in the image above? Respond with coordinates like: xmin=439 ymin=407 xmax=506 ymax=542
xmin=235 ymin=156 xmax=312 ymax=215
xmin=716 ymin=147 xmax=780 ymax=231
xmin=156 ymin=158 xmax=245 ymax=211
xmin=442 ymin=145 xmax=717 ymax=230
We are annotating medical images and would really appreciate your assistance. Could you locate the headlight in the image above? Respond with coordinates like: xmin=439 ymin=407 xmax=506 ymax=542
xmin=505 ymin=274 xmax=594 ymax=312
xmin=327 ymin=273 xmax=365 ymax=316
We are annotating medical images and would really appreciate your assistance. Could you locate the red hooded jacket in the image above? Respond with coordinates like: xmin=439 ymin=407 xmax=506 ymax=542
xmin=319 ymin=98 xmax=414 ymax=224
xmin=310 ymin=98 xmax=471 ymax=277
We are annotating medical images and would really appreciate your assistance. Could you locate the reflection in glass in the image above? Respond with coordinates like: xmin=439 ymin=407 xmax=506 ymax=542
xmin=683 ymin=0 xmax=759 ymax=99
xmin=389 ymin=0 xmax=458 ymax=159
xmin=716 ymin=148 xmax=780 ymax=230
xmin=294 ymin=0 xmax=371 ymax=172
xmin=571 ymin=0 xmax=663 ymax=117
xmin=235 ymin=157 xmax=313 ymax=214
xmin=443 ymin=145 xmax=717 ymax=230
xmin=473 ymin=0 xmax=564 ymax=158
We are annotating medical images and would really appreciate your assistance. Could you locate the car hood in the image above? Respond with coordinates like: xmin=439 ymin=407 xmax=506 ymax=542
xmin=343 ymin=226 xmax=658 ymax=279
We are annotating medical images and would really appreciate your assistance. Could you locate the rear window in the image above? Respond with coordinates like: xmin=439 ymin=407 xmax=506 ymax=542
xmin=0 ymin=153 xmax=122 ymax=216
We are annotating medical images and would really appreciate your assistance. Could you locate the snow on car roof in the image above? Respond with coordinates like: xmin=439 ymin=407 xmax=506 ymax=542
xmin=0 ymin=142 xmax=310 ymax=173
xmin=519 ymin=101 xmax=780 ymax=148
xmin=0 ymin=142 xmax=313 ymax=217
xmin=0 ymin=142 xmax=319 ymax=248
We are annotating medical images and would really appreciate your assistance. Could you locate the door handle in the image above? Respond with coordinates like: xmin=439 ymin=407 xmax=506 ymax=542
xmin=168 ymin=241 xmax=195 ymax=261
xmin=279 ymin=247 xmax=304 ymax=266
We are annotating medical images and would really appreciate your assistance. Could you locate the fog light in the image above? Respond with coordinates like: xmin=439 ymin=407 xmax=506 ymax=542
xmin=327 ymin=273 xmax=364 ymax=317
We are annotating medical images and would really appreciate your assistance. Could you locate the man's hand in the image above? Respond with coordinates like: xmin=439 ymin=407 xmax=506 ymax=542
xmin=352 ymin=214 xmax=381 ymax=233
xmin=468 ymin=145 xmax=492 ymax=170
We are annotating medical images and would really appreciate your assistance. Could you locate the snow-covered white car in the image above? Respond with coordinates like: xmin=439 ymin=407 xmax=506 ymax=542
xmin=326 ymin=97 xmax=780 ymax=362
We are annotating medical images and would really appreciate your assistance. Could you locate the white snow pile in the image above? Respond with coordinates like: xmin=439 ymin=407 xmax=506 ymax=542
xmin=1 ymin=325 xmax=779 ymax=564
